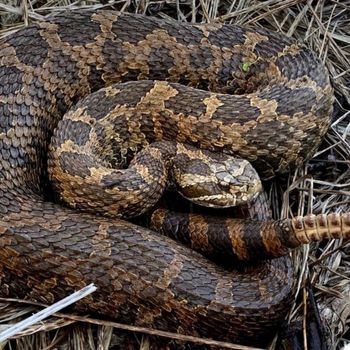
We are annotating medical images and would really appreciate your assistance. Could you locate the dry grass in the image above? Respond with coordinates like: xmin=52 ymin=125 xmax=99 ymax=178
xmin=0 ymin=0 xmax=349 ymax=349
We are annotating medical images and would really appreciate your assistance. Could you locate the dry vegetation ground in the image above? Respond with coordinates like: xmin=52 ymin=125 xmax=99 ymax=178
xmin=0 ymin=0 xmax=349 ymax=349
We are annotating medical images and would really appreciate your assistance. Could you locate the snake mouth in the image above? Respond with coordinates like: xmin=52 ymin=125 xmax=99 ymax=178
xmin=187 ymin=181 xmax=263 ymax=208
xmin=191 ymin=193 xmax=241 ymax=208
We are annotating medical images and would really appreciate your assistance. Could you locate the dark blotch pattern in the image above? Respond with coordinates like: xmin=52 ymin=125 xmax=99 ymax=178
xmin=164 ymin=86 xmax=210 ymax=118
xmin=275 ymin=50 xmax=330 ymax=88
xmin=148 ymin=46 xmax=174 ymax=80
xmin=216 ymin=53 xmax=245 ymax=89
xmin=253 ymin=28 xmax=292 ymax=59
xmin=81 ymin=81 xmax=153 ymax=121
xmin=171 ymin=262 xmax=216 ymax=307
xmin=111 ymin=15 xmax=162 ymax=45
xmin=6 ymin=26 xmax=49 ymax=66
xmin=206 ymin=220 xmax=233 ymax=258
xmin=241 ymin=221 xmax=266 ymax=260
xmin=189 ymin=46 xmax=214 ymax=71
xmin=164 ymin=23 xmax=204 ymax=46
xmin=55 ymin=12 xmax=101 ymax=46
xmin=175 ymin=157 xmax=212 ymax=177
xmin=59 ymin=152 xmax=95 ymax=177
xmin=56 ymin=119 xmax=92 ymax=146
xmin=208 ymin=25 xmax=247 ymax=47
xmin=213 ymin=95 xmax=261 ymax=124
xmin=273 ymin=86 xmax=316 ymax=116
xmin=0 ymin=66 xmax=24 ymax=96
xmin=101 ymin=38 xmax=125 ymax=74
xmin=100 ymin=170 xmax=147 ymax=191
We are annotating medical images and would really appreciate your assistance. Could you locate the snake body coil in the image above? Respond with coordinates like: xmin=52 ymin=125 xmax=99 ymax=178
xmin=0 ymin=10 xmax=334 ymax=345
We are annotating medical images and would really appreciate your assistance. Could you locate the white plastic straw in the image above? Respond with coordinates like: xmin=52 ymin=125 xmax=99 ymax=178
xmin=0 ymin=283 xmax=97 ymax=342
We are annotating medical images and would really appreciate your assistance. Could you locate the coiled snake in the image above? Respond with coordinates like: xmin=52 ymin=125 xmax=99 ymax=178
xmin=0 ymin=10 xmax=345 ymax=346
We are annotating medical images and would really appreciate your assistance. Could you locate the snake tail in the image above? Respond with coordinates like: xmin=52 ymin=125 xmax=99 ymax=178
xmin=286 ymin=213 xmax=350 ymax=243
xmin=151 ymin=210 xmax=350 ymax=262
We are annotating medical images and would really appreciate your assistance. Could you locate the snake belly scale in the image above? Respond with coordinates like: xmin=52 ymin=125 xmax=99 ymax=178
xmin=0 ymin=10 xmax=333 ymax=345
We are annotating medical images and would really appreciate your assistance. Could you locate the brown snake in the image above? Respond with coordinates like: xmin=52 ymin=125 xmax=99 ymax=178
xmin=0 ymin=9 xmax=346 ymax=346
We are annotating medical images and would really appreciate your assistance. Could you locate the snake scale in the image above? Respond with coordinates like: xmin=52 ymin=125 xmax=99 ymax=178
xmin=0 ymin=9 xmax=341 ymax=346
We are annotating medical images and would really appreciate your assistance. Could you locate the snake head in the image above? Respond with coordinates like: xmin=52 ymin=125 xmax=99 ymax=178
xmin=172 ymin=151 xmax=262 ymax=208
